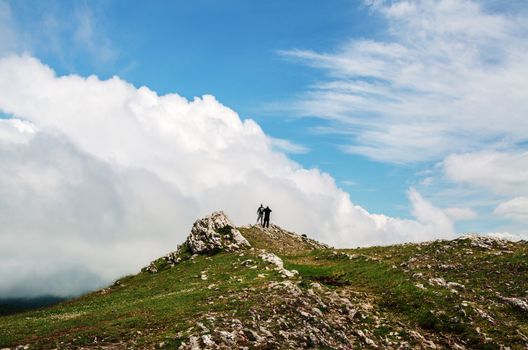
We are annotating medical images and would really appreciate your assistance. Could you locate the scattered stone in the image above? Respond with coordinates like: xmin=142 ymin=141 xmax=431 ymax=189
xmin=355 ymin=329 xmax=378 ymax=348
xmin=310 ymin=282 xmax=322 ymax=290
xmin=240 ymin=259 xmax=255 ymax=267
xmin=312 ymin=307 xmax=324 ymax=317
xmin=409 ymin=330 xmax=437 ymax=348
xmin=447 ymin=282 xmax=465 ymax=290
xmin=202 ymin=334 xmax=215 ymax=346
xmin=501 ymin=296 xmax=528 ymax=312
xmin=279 ymin=268 xmax=298 ymax=279
xmin=415 ymin=283 xmax=426 ymax=290
xmin=244 ymin=328 xmax=264 ymax=342
xmin=188 ymin=336 xmax=200 ymax=350
xmin=197 ymin=322 xmax=209 ymax=333
xmin=474 ymin=307 xmax=495 ymax=324
xmin=429 ymin=277 xmax=447 ymax=287
xmin=258 ymin=252 xmax=284 ymax=269
xmin=258 ymin=326 xmax=273 ymax=338
xmin=457 ymin=233 xmax=509 ymax=250
xmin=218 ymin=330 xmax=236 ymax=345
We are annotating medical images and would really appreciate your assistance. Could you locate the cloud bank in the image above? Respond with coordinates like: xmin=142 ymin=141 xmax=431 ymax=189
xmin=0 ymin=55 xmax=456 ymax=297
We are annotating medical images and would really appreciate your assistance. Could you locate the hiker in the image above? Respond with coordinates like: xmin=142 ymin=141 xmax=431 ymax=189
xmin=263 ymin=206 xmax=272 ymax=228
xmin=256 ymin=204 xmax=264 ymax=225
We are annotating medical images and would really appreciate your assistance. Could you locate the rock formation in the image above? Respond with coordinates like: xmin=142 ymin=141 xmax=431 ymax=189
xmin=143 ymin=211 xmax=250 ymax=273
xmin=186 ymin=211 xmax=250 ymax=254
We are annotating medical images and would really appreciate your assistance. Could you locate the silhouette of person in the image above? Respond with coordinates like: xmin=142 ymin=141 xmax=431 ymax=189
xmin=256 ymin=204 xmax=264 ymax=225
xmin=263 ymin=206 xmax=272 ymax=228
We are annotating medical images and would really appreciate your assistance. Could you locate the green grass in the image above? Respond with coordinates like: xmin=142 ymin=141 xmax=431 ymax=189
xmin=1 ymin=230 xmax=527 ymax=349
xmin=282 ymin=240 xmax=528 ymax=349
xmin=0 ymin=252 xmax=277 ymax=348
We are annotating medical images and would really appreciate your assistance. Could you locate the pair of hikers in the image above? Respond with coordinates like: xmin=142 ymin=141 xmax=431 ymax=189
xmin=256 ymin=204 xmax=272 ymax=228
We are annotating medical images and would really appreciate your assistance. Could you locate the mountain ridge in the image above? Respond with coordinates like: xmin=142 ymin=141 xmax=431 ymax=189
xmin=0 ymin=211 xmax=527 ymax=349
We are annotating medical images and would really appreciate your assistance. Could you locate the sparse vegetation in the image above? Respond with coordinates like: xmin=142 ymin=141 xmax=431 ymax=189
xmin=0 ymin=225 xmax=526 ymax=349
xmin=215 ymin=225 xmax=233 ymax=238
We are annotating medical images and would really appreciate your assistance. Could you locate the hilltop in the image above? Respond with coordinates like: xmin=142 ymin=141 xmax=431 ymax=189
xmin=0 ymin=211 xmax=527 ymax=349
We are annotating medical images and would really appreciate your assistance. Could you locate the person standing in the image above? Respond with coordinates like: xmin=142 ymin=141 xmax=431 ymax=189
xmin=256 ymin=204 xmax=264 ymax=225
xmin=263 ymin=206 xmax=272 ymax=228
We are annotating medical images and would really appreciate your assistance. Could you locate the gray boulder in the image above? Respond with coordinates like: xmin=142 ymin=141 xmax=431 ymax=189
xmin=186 ymin=211 xmax=251 ymax=254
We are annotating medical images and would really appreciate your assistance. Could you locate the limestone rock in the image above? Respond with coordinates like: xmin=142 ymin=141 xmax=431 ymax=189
xmin=186 ymin=211 xmax=250 ymax=255
xmin=428 ymin=277 xmax=447 ymax=287
xmin=457 ymin=233 xmax=509 ymax=249
xmin=279 ymin=268 xmax=298 ymax=278
xmin=258 ymin=252 xmax=284 ymax=269
xmin=501 ymin=296 xmax=528 ymax=312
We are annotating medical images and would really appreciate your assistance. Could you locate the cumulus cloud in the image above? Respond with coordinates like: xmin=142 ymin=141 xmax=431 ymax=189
xmin=443 ymin=150 xmax=528 ymax=195
xmin=408 ymin=187 xmax=453 ymax=233
xmin=0 ymin=55 xmax=456 ymax=297
xmin=494 ymin=197 xmax=528 ymax=222
xmin=435 ymin=150 xmax=528 ymax=237
xmin=280 ymin=0 xmax=528 ymax=164
xmin=0 ymin=119 xmax=198 ymax=297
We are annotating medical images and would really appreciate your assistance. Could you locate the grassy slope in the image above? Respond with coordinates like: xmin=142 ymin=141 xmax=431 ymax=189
xmin=0 ymin=226 xmax=527 ymax=349
xmin=286 ymin=240 xmax=528 ymax=348
xmin=0 ymin=252 xmax=270 ymax=349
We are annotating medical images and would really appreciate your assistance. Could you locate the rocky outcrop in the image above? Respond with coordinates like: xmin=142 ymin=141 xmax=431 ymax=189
xmin=456 ymin=233 xmax=510 ymax=250
xmin=143 ymin=211 xmax=251 ymax=273
xmin=186 ymin=211 xmax=250 ymax=254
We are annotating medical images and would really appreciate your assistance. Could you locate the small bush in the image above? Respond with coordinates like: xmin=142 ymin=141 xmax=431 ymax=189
xmin=216 ymin=225 xmax=233 ymax=238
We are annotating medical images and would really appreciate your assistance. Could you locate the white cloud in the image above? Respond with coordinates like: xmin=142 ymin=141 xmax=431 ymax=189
xmin=408 ymin=187 xmax=453 ymax=232
xmin=494 ymin=197 xmax=528 ymax=222
xmin=481 ymin=231 xmax=525 ymax=241
xmin=444 ymin=207 xmax=478 ymax=221
xmin=0 ymin=56 xmax=455 ymax=297
xmin=443 ymin=150 xmax=528 ymax=195
xmin=268 ymin=137 xmax=310 ymax=154
xmin=280 ymin=0 xmax=528 ymax=164
xmin=0 ymin=118 xmax=35 ymax=145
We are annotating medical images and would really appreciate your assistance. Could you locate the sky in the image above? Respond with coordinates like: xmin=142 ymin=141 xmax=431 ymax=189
xmin=0 ymin=0 xmax=527 ymax=298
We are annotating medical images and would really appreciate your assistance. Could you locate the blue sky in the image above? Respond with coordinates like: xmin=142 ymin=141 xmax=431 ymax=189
xmin=4 ymin=0 xmax=528 ymax=230
xmin=7 ymin=0 xmax=418 ymax=216
xmin=1 ymin=0 xmax=528 ymax=296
